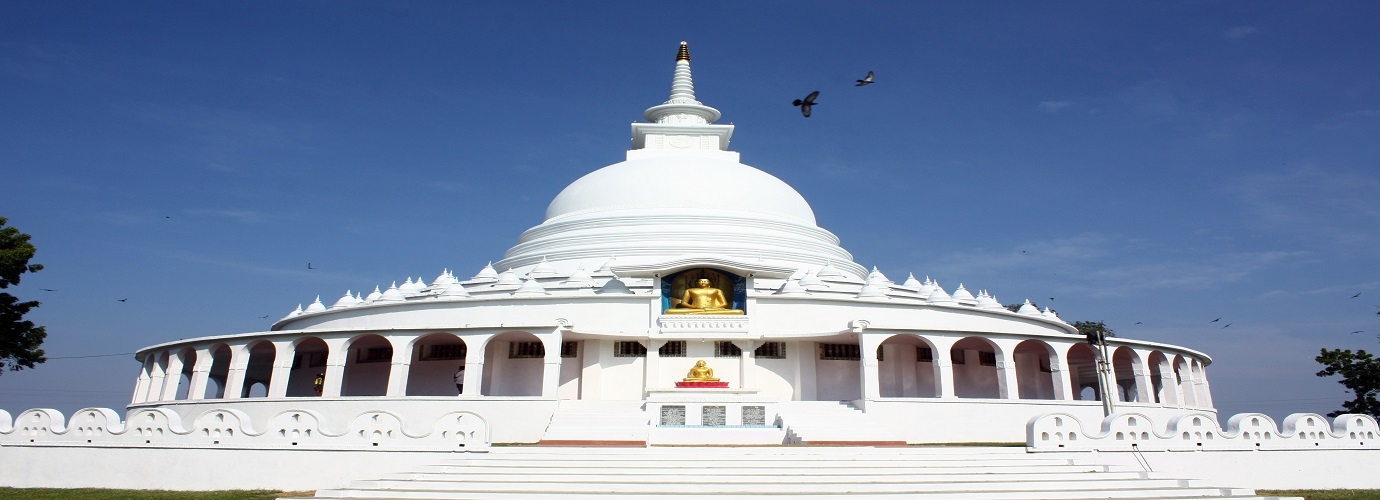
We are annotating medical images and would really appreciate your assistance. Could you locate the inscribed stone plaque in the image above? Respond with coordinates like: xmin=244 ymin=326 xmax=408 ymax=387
xmin=742 ymin=406 xmax=767 ymax=426
xmin=660 ymin=405 xmax=686 ymax=426
xmin=702 ymin=405 xmax=727 ymax=426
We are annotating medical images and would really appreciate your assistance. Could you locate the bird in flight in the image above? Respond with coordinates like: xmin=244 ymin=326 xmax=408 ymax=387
xmin=1351 ymin=292 xmax=1362 ymax=298
xmin=1209 ymin=317 xmax=1221 ymax=323
xmin=1222 ymin=323 xmax=1232 ymax=328
xmin=307 ymin=262 xmax=315 ymax=270
xmin=259 ymin=314 xmax=270 ymax=319
xmin=1351 ymin=330 xmax=1364 ymax=334
xmin=117 ymin=298 xmax=128 ymax=302
xmin=1134 ymin=321 xmax=1143 ymax=325
xmin=40 ymin=288 xmax=57 ymax=292
xmin=793 ymin=91 xmax=819 ymax=117
xmin=855 ymin=71 xmax=874 ymax=86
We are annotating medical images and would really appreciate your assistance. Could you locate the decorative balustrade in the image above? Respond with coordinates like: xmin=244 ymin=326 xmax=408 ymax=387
xmin=1028 ymin=411 xmax=1379 ymax=452
xmin=0 ymin=407 xmax=489 ymax=451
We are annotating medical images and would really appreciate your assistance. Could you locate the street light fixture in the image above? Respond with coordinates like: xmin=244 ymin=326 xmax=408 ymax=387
xmin=1084 ymin=329 xmax=1116 ymax=417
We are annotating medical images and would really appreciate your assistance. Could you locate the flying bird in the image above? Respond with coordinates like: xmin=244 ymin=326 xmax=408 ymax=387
xmin=40 ymin=288 xmax=57 ymax=292
xmin=307 ymin=262 xmax=315 ymax=270
xmin=855 ymin=71 xmax=874 ymax=86
xmin=1351 ymin=292 xmax=1362 ymax=298
xmin=1209 ymin=317 xmax=1221 ymax=323
xmin=793 ymin=91 xmax=819 ymax=118
xmin=1135 ymin=322 xmax=1143 ymax=325
xmin=117 ymin=298 xmax=128 ymax=302
xmin=1351 ymin=330 xmax=1364 ymax=334
xmin=1222 ymin=323 xmax=1232 ymax=328
xmin=259 ymin=314 xmax=270 ymax=319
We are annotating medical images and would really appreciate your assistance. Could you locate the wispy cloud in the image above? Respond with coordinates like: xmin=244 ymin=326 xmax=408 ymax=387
xmin=1222 ymin=26 xmax=1260 ymax=40
xmin=1226 ymin=165 xmax=1380 ymax=250
xmin=1037 ymin=101 xmax=1073 ymax=113
xmin=922 ymin=233 xmax=1303 ymax=299
xmin=184 ymin=209 xmax=281 ymax=225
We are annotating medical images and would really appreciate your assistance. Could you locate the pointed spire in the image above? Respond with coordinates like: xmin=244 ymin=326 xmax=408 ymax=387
xmin=596 ymin=275 xmax=635 ymax=295
xmin=514 ymin=276 xmax=548 ymax=296
xmin=1017 ymin=299 xmax=1041 ymax=315
xmin=378 ymin=282 xmax=404 ymax=303
xmin=676 ymin=40 xmax=690 ymax=62
xmin=472 ymin=262 xmax=499 ymax=282
xmin=642 ymin=42 xmax=721 ymax=125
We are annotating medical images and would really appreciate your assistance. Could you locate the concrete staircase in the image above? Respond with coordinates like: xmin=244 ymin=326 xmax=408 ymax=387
xmin=777 ymin=400 xmax=906 ymax=445
xmin=300 ymin=446 xmax=1300 ymax=499
xmin=538 ymin=399 xmax=649 ymax=445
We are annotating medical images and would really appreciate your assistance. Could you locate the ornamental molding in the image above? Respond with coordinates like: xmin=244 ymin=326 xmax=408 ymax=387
xmin=657 ymin=315 xmax=750 ymax=335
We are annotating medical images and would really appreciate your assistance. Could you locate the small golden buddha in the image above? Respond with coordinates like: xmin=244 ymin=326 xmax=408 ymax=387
xmin=664 ymin=278 xmax=744 ymax=315
xmin=683 ymin=360 xmax=719 ymax=382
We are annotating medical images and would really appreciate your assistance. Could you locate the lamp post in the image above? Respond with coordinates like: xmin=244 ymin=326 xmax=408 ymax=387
xmin=1085 ymin=329 xmax=1116 ymax=417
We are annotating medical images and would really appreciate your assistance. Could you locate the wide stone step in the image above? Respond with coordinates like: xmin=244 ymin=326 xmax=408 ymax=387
xmin=293 ymin=446 xmax=1295 ymax=500
xmin=365 ymin=470 xmax=1157 ymax=485
xmin=407 ymin=463 xmax=1111 ymax=475
xmin=308 ymin=486 xmax=1267 ymax=500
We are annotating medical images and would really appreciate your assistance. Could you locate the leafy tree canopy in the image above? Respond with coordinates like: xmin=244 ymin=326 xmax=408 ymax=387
xmin=1072 ymin=320 xmax=1115 ymax=338
xmin=1315 ymin=347 xmax=1380 ymax=419
xmin=0 ymin=216 xmax=47 ymax=374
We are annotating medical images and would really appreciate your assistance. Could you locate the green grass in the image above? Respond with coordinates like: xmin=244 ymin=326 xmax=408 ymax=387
xmin=0 ymin=489 xmax=313 ymax=500
xmin=1257 ymin=491 xmax=1380 ymax=500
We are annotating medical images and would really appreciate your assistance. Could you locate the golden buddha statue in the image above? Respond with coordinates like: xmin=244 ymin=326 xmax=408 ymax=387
xmin=683 ymin=360 xmax=719 ymax=382
xmin=664 ymin=278 xmax=744 ymax=315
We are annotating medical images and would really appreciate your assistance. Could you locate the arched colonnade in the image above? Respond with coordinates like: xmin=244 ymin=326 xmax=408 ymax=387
xmin=131 ymin=328 xmax=566 ymax=404
xmin=864 ymin=332 xmax=1213 ymax=407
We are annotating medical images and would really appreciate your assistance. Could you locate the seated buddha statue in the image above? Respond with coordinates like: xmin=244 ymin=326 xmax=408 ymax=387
xmin=664 ymin=278 xmax=744 ymax=315
xmin=683 ymin=360 xmax=719 ymax=382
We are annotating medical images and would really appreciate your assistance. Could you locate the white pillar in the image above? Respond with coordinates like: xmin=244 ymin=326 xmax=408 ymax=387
xmin=132 ymin=357 xmax=154 ymax=404
xmin=1158 ymin=358 xmax=1181 ymax=405
xmin=266 ymin=340 xmax=295 ymax=398
xmin=463 ymin=334 xmax=492 ymax=396
xmin=320 ymin=338 xmax=348 ymax=398
xmin=222 ymin=343 xmax=250 ymax=399
xmin=1176 ymin=358 xmax=1196 ymax=407
xmin=187 ymin=348 xmax=213 ymax=401
xmin=733 ymin=340 xmax=756 ymax=390
xmin=1049 ymin=343 xmax=1073 ymax=401
xmin=643 ymin=339 xmax=666 ymax=392
xmin=540 ymin=329 xmax=564 ymax=398
xmin=859 ymin=332 xmax=882 ymax=404
xmin=385 ymin=334 xmax=420 ymax=397
xmin=989 ymin=338 xmax=1021 ymax=400
xmin=1192 ymin=360 xmax=1213 ymax=408
xmin=146 ymin=353 xmax=168 ymax=403
xmin=160 ymin=353 xmax=186 ymax=401
xmin=927 ymin=336 xmax=958 ymax=399
xmin=1132 ymin=350 xmax=1154 ymax=403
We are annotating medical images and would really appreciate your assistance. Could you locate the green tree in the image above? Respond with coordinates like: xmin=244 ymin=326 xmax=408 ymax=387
xmin=0 ymin=217 xmax=46 ymax=375
xmin=1072 ymin=320 xmax=1115 ymax=338
xmin=1315 ymin=347 xmax=1380 ymax=418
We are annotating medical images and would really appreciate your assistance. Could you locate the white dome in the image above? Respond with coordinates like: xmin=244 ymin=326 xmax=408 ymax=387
xmin=545 ymin=156 xmax=816 ymax=224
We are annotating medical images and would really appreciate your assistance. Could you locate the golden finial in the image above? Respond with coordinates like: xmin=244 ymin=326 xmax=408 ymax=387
xmin=677 ymin=41 xmax=690 ymax=62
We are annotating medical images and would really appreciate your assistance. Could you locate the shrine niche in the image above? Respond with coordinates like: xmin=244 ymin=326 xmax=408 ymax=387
xmin=661 ymin=268 xmax=745 ymax=315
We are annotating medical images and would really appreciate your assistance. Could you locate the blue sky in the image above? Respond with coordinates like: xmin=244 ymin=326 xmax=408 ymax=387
xmin=3 ymin=1 xmax=1378 ymax=424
